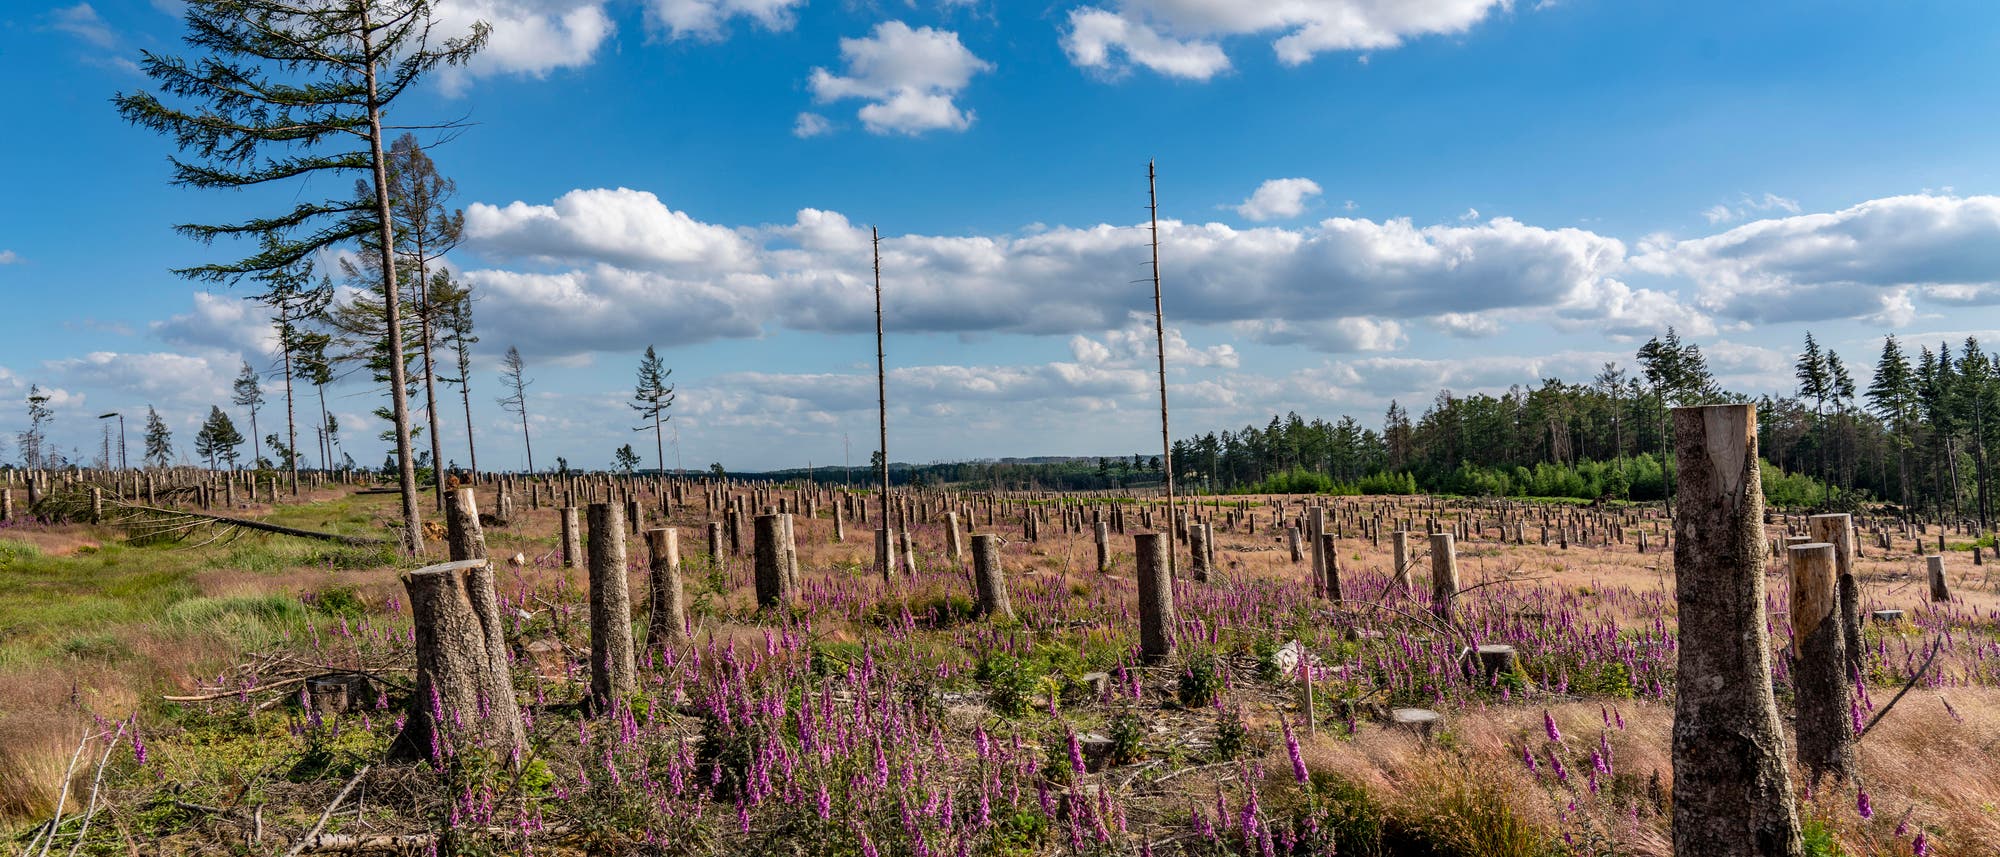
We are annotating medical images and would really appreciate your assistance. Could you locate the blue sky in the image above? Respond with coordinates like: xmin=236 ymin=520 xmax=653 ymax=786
xmin=3 ymin=0 xmax=1999 ymax=472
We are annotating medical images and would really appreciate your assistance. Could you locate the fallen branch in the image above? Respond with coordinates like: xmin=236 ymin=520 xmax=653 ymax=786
xmin=282 ymin=765 xmax=371 ymax=857
xmin=1860 ymin=638 xmax=1944 ymax=740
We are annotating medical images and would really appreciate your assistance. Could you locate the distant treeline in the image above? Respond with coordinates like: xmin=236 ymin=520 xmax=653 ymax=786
xmin=1167 ymin=328 xmax=1999 ymax=518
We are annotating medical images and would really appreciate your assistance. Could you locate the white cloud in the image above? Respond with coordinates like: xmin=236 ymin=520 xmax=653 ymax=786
xmin=463 ymin=187 xmax=758 ymax=272
xmin=1700 ymin=192 xmax=1801 ymax=226
xmin=0 ymin=250 xmax=20 ymax=265
xmin=793 ymin=112 xmax=833 ymax=138
xmin=1636 ymin=193 xmax=2000 ymax=324
xmin=1231 ymin=318 xmax=1405 ymax=353
xmin=456 ymin=188 xmax=1694 ymax=358
xmin=1060 ymin=0 xmax=1513 ymax=80
xmin=434 ymin=0 xmax=614 ymax=91
xmin=808 ymin=21 xmax=993 ymax=135
xmin=1235 ymin=178 xmax=1322 ymax=221
xmin=151 ymin=292 xmax=278 ymax=357
xmin=49 ymin=3 xmax=118 ymax=49
xmin=648 ymin=0 xmax=803 ymax=39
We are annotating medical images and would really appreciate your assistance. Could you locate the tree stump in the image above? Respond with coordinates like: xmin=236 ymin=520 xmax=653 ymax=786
xmin=1669 ymin=403 xmax=1803 ymax=857
xmin=876 ymin=526 xmax=899 ymax=581
xmin=586 ymin=504 xmax=636 ymax=713
xmin=1134 ymin=533 xmax=1175 ymax=664
xmin=1390 ymin=707 xmax=1442 ymax=740
xmin=1807 ymin=514 xmax=1864 ymax=678
xmin=645 ymin=528 xmax=688 ymax=648
xmin=560 ymin=506 xmax=583 ymax=570
xmin=1392 ymin=531 xmax=1413 ymax=593
xmin=1788 ymin=542 xmax=1853 ymax=784
xmin=1429 ymin=532 xmax=1458 ymax=618
xmin=1094 ymin=521 xmax=1111 ymax=573
xmin=971 ymin=534 xmax=1012 ymax=621
xmin=1187 ymin=522 xmax=1212 ymax=582
xmin=946 ymin=512 xmax=964 ymax=560
xmin=1321 ymin=533 xmax=1342 ymax=601
xmin=395 ymin=558 xmax=525 ymax=763
xmin=755 ymin=513 xmax=796 ymax=609
xmin=1926 ymin=555 xmax=1950 ymax=602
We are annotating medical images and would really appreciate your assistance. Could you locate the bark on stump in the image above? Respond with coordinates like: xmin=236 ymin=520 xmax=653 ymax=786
xmin=585 ymin=503 xmax=637 ymax=713
xmin=1134 ymin=533 xmax=1175 ymax=664
xmin=394 ymin=558 xmax=525 ymax=764
xmin=1669 ymin=403 xmax=1803 ymax=857
xmin=645 ymin=528 xmax=688 ymax=648
xmin=971 ymin=534 xmax=1012 ymax=621
xmin=1788 ymin=542 xmax=1854 ymax=785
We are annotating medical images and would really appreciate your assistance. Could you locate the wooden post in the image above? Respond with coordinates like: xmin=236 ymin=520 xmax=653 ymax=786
xmin=1807 ymin=514 xmax=1864 ymax=678
xmin=1669 ymin=404 xmax=1802 ymax=857
xmin=394 ymin=558 xmax=525 ymax=763
xmin=971 ymin=533 xmax=1012 ymax=621
xmin=1927 ymin=555 xmax=1950 ymax=602
xmin=755 ymin=513 xmax=795 ymax=609
xmin=585 ymin=503 xmax=636 ymax=713
xmin=645 ymin=528 xmax=688 ymax=648
xmin=560 ymin=506 xmax=583 ymax=570
xmin=1429 ymin=532 xmax=1458 ymax=618
xmin=1134 ymin=532 xmax=1175 ymax=664
xmin=1788 ymin=542 xmax=1854 ymax=784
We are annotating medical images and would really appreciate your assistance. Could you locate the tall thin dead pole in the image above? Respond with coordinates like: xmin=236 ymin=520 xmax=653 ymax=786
xmin=1148 ymin=160 xmax=1175 ymax=576
xmin=873 ymin=226 xmax=894 ymax=583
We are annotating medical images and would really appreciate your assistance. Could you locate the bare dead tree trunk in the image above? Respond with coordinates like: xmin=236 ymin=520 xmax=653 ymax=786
xmin=644 ymin=528 xmax=688 ymax=648
xmin=873 ymin=227 xmax=893 ymax=583
xmin=585 ymin=503 xmax=636 ymax=714
xmin=360 ymin=20 xmax=423 ymax=556
xmin=1135 ymin=532 xmax=1174 ymax=664
xmin=1670 ymin=403 xmax=1802 ymax=857
xmin=1148 ymin=161 xmax=1176 ymax=578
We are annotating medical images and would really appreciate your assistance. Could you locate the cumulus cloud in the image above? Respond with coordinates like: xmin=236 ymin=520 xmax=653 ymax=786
xmin=45 ymin=351 xmax=236 ymax=409
xmin=1235 ymin=178 xmax=1322 ymax=221
xmin=648 ymin=0 xmax=803 ymax=39
xmin=1635 ymin=194 xmax=2000 ymax=324
xmin=1061 ymin=0 xmax=1513 ymax=80
xmin=808 ymin=21 xmax=993 ymax=135
xmin=443 ymin=189 xmax=2000 ymax=385
xmin=430 ymin=0 xmax=613 ymax=92
xmin=456 ymin=189 xmax=1700 ymax=357
xmin=0 ymin=250 xmax=20 ymax=265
